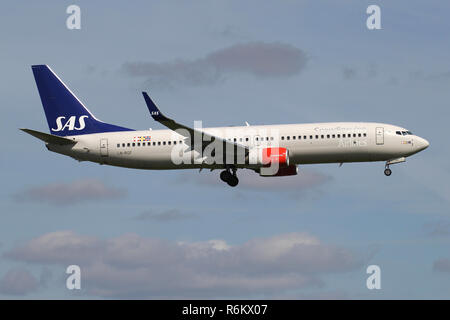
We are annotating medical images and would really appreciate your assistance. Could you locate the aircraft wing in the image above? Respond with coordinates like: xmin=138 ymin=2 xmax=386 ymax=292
xmin=142 ymin=92 xmax=248 ymax=159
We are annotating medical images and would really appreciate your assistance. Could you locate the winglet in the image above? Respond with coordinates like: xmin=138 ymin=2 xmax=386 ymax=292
xmin=142 ymin=92 xmax=169 ymax=122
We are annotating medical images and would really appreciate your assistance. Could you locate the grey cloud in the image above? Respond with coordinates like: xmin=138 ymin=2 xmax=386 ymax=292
xmin=433 ymin=259 xmax=450 ymax=273
xmin=39 ymin=267 xmax=52 ymax=288
xmin=121 ymin=42 xmax=308 ymax=87
xmin=423 ymin=221 xmax=450 ymax=237
xmin=6 ymin=231 xmax=365 ymax=298
xmin=5 ymin=231 xmax=104 ymax=265
xmin=134 ymin=209 xmax=195 ymax=222
xmin=0 ymin=268 xmax=39 ymax=296
xmin=12 ymin=179 xmax=127 ymax=205
xmin=214 ymin=25 xmax=248 ymax=40
xmin=342 ymin=67 xmax=357 ymax=80
xmin=367 ymin=63 xmax=378 ymax=78
xmin=410 ymin=70 xmax=450 ymax=82
xmin=342 ymin=63 xmax=379 ymax=80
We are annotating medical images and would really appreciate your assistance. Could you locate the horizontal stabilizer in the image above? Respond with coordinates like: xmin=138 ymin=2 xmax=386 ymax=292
xmin=20 ymin=128 xmax=76 ymax=145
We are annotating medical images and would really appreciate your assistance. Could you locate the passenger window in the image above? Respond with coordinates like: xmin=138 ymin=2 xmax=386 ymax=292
xmin=332 ymin=134 xmax=335 ymax=138
xmin=343 ymin=134 xmax=346 ymax=138
xmin=353 ymin=134 xmax=356 ymax=138
xmin=117 ymin=144 xmax=120 ymax=148
xmin=304 ymin=136 xmax=307 ymax=139
xmin=358 ymin=133 xmax=361 ymax=137
xmin=132 ymin=143 xmax=135 ymax=147
xmin=337 ymin=134 xmax=340 ymax=138
xmin=122 ymin=143 xmax=125 ymax=147
xmin=174 ymin=141 xmax=176 ymax=145
xmin=327 ymin=135 xmax=330 ymax=139
xmin=153 ymin=142 xmax=156 ymax=146
xmin=163 ymin=141 xmax=166 ymax=145
xmin=287 ymin=136 xmax=290 ymax=140
xmin=292 ymin=136 xmax=296 ymax=140
xmin=246 ymin=137 xmax=249 ymax=142
xmin=363 ymin=133 xmax=367 ymax=137
xmin=137 ymin=143 xmax=140 ymax=146
xmin=315 ymin=135 xmax=319 ymax=139
xmin=321 ymin=135 xmax=324 ymax=139
xmin=127 ymin=143 xmax=130 ymax=147
xmin=310 ymin=135 xmax=313 ymax=139
xmin=168 ymin=141 xmax=171 ymax=145
xmin=158 ymin=142 xmax=161 ymax=146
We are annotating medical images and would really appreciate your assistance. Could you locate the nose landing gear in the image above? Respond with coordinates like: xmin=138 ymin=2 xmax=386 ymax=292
xmin=220 ymin=167 xmax=239 ymax=187
xmin=383 ymin=157 xmax=406 ymax=176
xmin=384 ymin=166 xmax=392 ymax=176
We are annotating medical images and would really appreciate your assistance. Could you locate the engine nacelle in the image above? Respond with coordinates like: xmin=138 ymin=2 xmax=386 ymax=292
xmin=248 ymin=147 xmax=289 ymax=167
xmin=259 ymin=164 xmax=298 ymax=177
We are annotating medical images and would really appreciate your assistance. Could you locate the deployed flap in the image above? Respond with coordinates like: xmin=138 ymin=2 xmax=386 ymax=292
xmin=20 ymin=128 xmax=77 ymax=145
xmin=141 ymin=92 xmax=248 ymax=159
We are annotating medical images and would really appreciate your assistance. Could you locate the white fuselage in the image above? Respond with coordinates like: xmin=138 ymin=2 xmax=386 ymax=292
xmin=47 ymin=122 xmax=429 ymax=171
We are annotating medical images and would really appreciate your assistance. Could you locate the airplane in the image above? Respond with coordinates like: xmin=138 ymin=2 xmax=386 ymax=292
xmin=21 ymin=65 xmax=429 ymax=187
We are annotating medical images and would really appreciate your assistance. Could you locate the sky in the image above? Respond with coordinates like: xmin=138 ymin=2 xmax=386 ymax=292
xmin=0 ymin=0 xmax=449 ymax=299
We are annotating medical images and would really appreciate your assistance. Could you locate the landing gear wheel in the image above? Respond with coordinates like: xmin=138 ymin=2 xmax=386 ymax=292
xmin=220 ymin=169 xmax=239 ymax=187
xmin=220 ymin=170 xmax=231 ymax=182
xmin=384 ymin=168 xmax=392 ymax=176
xmin=227 ymin=175 xmax=239 ymax=187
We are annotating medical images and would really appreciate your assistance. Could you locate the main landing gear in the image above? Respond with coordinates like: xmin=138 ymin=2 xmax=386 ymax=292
xmin=220 ymin=167 xmax=239 ymax=187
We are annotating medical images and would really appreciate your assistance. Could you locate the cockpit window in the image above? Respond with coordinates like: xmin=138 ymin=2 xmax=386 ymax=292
xmin=396 ymin=131 xmax=402 ymax=135
xmin=406 ymin=131 xmax=413 ymax=135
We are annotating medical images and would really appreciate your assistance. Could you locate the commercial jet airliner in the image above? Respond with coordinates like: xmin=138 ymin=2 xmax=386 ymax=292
xmin=22 ymin=65 xmax=429 ymax=187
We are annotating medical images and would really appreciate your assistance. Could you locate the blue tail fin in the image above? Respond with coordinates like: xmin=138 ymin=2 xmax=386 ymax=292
xmin=31 ymin=65 xmax=133 ymax=136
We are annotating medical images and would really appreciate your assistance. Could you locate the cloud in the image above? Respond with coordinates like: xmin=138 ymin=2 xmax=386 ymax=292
xmin=341 ymin=63 xmax=379 ymax=80
xmin=134 ymin=209 xmax=195 ymax=222
xmin=5 ymin=231 xmax=365 ymax=298
xmin=423 ymin=221 xmax=450 ymax=237
xmin=409 ymin=70 xmax=450 ymax=82
xmin=12 ymin=179 xmax=127 ymax=205
xmin=5 ymin=231 xmax=104 ymax=265
xmin=433 ymin=259 xmax=450 ymax=273
xmin=121 ymin=42 xmax=308 ymax=87
xmin=0 ymin=268 xmax=39 ymax=296
xmin=342 ymin=67 xmax=357 ymax=80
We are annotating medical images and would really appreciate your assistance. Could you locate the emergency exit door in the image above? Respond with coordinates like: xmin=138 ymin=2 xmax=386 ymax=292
xmin=376 ymin=127 xmax=384 ymax=145
xmin=100 ymin=139 xmax=108 ymax=157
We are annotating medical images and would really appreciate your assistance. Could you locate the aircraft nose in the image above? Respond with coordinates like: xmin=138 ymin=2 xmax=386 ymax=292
xmin=416 ymin=137 xmax=429 ymax=151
